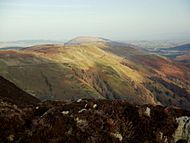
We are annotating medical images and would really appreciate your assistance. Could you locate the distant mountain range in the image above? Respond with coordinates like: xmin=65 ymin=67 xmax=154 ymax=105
xmin=0 ymin=40 xmax=64 ymax=49
xmin=150 ymin=43 xmax=190 ymax=66
xmin=164 ymin=44 xmax=190 ymax=51
xmin=129 ymin=40 xmax=190 ymax=49
xmin=0 ymin=36 xmax=190 ymax=109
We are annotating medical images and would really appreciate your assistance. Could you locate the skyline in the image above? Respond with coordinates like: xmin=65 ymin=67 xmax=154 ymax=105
xmin=0 ymin=0 xmax=190 ymax=41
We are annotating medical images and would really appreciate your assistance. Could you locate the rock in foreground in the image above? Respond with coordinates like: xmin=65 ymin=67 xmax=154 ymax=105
xmin=0 ymin=99 xmax=190 ymax=143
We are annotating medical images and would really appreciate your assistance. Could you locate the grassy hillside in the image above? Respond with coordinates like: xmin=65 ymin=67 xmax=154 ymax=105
xmin=0 ymin=37 xmax=190 ymax=109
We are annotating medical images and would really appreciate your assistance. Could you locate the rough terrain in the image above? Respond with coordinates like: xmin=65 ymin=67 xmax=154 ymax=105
xmin=0 ymin=98 xmax=190 ymax=143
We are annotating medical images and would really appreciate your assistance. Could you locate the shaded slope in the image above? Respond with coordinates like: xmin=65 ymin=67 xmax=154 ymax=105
xmin=0 ymin=76 xmax=40 ymax=105
xmin=176 ymin=53 xmax=190 ymax=66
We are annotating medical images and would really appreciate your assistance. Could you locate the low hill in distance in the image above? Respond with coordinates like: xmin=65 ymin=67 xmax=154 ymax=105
xmin=165 ymin=44 xmax=190 ymax=51
xmin=66 ymin=36 xmax=110 ymax=45
xmin=128 ymin=40 xmax=190 ymax=49
xmin=150 ymin=43 xmax=190 ymax=66
xmin=0 ymin=40 xmax=64 ymax=50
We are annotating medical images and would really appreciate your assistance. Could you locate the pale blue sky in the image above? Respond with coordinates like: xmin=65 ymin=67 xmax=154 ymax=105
xmin=0 ymin=0 xmax=190 ymax=41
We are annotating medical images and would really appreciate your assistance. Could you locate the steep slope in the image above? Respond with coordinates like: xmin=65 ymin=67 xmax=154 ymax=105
xmin=103 ymin=41 xmax=190 ymax=109
xmin=0 ymin=50 xmax=104 ymax=101
xmin=21 ymin=42 xmax=156 ymax=105
xmin=0 ymin=37 xmax=190 ymax=109
xmin=0 ymin=75 xmax=40 ymax=105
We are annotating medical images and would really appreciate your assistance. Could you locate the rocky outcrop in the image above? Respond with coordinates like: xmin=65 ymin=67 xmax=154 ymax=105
xmin=173 ymin=116 xmax=190 ymax=143
xmin=0 ymin=99 xmax=190 ymax=143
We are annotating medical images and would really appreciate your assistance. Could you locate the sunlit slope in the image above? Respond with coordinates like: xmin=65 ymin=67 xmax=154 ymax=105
xmin=22 ymin=43 xmax=155 ymax=105
xmin=0 ymin=37 xmax=190 ymax=109
xmin=102 ymin=41 xmax=190 ymax=108
xmin=0 ymin=50 xmax=103 ymax=100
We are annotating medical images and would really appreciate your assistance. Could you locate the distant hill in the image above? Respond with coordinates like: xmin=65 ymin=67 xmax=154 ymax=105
xmin=165 ymin=43 xmax=190 ymax=51
xmin=0 ymin=40 xmax=64 ymax=49
xmin=155 ymin=44 xmax=190 ymax=66
xmin=66 ymin=36 xmax=110 ymax=45
xmin=128 ymin=40 xmax=190 ymax=49
xmin=0 ymin=46 xmax=24 ymax=50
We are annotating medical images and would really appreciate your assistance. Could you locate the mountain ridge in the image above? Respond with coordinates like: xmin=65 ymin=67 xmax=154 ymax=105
xmin=0 ymin=37 xmax=190 ymax=109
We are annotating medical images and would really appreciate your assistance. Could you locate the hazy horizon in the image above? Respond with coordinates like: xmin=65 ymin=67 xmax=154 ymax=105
xmin=0 ymin=0 xmax=190 ymax=41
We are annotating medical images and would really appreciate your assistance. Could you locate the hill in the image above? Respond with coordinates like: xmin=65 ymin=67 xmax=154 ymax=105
xmin=165 ymin=44 xmax=190 ymax=51
xmin=154 ymin=43 xmax=190 ymax=66
xmin=0 ymin=71 xmax=189 ymax=142
xmin=128 ymin=40 xmax=190 ymax=49
xmin=0 ymin=37 xmax=190 ymax=109
xmin=66 ymin=36 xmax=109 ymax=45
xmin=0 ymin=40 xmax=64 ymax=49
